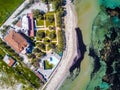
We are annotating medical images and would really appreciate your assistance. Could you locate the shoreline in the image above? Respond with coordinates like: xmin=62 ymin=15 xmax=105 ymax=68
xmin=59 ymin=0 xmax=100 ymax=90
xmin=45 ymin=0 xmax=79 ymax=89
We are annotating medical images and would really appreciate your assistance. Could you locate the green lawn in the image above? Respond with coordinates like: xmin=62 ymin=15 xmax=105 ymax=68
xmin=36 ymin=19 xmax=44 ymax=26
xmin=45 ymin=12 xmax=55 ymax=27
xmin=0 ymin=48 xmax=5 ymax=56
xmin=44 ymin=60 xmax=54 ymax=69
xmin=36 ymin=30 xmax=45 ymax=41
xmin=0 ymin=0 xmax=23 ymax=26
xmin=46 ymin=30 xmax=57 ymax=41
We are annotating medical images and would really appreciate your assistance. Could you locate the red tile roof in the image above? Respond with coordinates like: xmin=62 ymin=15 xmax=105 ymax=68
xmin=8 ymin=58 xmax=15 ymax=67
xmin=28 ymin=13 xmax=34 ymax=37
xmin=4 ymin=29 xmax=28 ymax=53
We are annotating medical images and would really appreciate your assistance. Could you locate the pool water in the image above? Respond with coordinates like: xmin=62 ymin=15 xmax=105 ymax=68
xmin=49 ymin=56 xmax=59 ymax=65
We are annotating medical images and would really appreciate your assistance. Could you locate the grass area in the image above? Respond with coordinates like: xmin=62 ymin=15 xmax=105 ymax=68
xmin=0 ymin=0 xmax=23 ymax=26
xmin=46 ymin=30 xmax=57 ymax=41
xmin=44 ymin=60 xmax=54 ymax=69
xmin=55 ymin=30 xmax=64 ymax=53
xmin=36 ymin=42 xmax=46 ymax=51
xmin=45 ymin=12 xmax=55 ymax=27
xmin=0 ymin=48 xmax=5 ymax=57
xmin=36 ymin=19 xmax=44 ymax=26
xmin=36 ymin=30 xmax=45 ymax=41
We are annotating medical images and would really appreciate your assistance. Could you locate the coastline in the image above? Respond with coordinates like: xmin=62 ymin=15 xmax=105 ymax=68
xmin=45 ymin=0 xmax=79 ymax=90
xmin=59 ymin=0 xmax=100 ymax=90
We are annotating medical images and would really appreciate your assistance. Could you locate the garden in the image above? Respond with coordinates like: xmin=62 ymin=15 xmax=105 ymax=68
xmin=36 ymin=29 xmax=57 ymax=52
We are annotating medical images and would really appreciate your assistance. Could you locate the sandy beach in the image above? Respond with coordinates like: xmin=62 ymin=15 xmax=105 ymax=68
xmin=60 ymin=0 xmax=100 ymax=90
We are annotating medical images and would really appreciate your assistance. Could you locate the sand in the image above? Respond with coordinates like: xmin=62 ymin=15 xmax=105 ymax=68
xmin=59 ymin=0 xmax=100 ymax=90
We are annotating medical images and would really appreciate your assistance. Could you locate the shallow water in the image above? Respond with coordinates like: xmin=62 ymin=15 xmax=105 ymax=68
xmin=99 ymin=0 xmax=120 ymax=9
xmin=59 ymin=0 xmax=120 ymax=90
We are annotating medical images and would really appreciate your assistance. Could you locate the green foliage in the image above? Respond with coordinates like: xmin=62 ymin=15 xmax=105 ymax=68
xmin=33 ymin=9 xmax=44 ymax=19
xmin=36 ymin=31 xmax=46 ymax=41
xmin=44 ymin=60 xmax=53 ymax=69
xmin=48 ymin=43 xmax=56 ymax=49
xmin=36 ymin=43 xmax=46 ymax=50
xmin=56 ymin=30 xmax=64 ymax=53
xmin=0 ymin=0 xmax=23 ymax=26
xmin=44 ymin=38 xmax=51 ymax=44
xmin=47 ymin=15 xmax=54 ymax=23
xmin=49 ymin=32 xmax=56 ymax=39
xmin=53 ymin=0 xmax=63 ymax=11
xmin=0 ymin=39 xmax=41 ymax=88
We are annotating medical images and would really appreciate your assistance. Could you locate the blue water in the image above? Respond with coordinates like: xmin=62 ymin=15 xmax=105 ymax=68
xmin=50 ymin=56 xmax=59 ymax=65
xmin=99 ymin=0 xmax=120 ymax=8
xmin=99 ymin=82 xmax=109 ymax=89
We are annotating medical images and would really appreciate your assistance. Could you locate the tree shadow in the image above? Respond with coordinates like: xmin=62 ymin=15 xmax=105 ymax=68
xmin=69 ymin=27 xmax=86 ymax=76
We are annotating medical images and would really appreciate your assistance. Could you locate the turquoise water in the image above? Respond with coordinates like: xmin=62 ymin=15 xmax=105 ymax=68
xmin=59 ymin=0 xmax=120 ymax=90
xmin=99 ymin=0 xmax=120 ymax=8
xmin=49 ymin=56 xmax=59 ymax=65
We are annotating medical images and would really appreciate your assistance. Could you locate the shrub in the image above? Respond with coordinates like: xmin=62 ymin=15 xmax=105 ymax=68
xmin=49 ymin=32 xmax=56 ymax=39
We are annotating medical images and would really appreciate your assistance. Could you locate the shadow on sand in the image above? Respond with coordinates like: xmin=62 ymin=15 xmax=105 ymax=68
xmin=69 ymin=27 xmax=86 ymax=78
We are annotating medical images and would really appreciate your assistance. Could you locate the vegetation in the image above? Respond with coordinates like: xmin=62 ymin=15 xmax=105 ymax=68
xmin=55 ymin=30 xmax=64 ymax=53
xmin=49 ymin=31 xmax=56 ymax=39
xmin=48 ymin=43 xmax=56 ymax=49
xmin=0 ymin=0 xmax=23 ymax=26
xmin=33 ymin=9 xmax=45 ymax=19
xmin=0 ymin=39 xmax=41 ymax=89
xmin=44 ymin=60 xmax=54 ymax=69
xmin=45 ymin=12 xmax=55 ymax=27
xmin=44 ymin=38 xmax=51 ymax=44
xmin=36 ymin=30 xmax=46 ymax=41
xmin=36 ymin=19 xmax=44 ymax=26
xmin=36 ymin=42 xmax=46 ymax=51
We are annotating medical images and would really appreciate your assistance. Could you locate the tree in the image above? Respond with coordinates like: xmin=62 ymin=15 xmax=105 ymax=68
xmin=37 ymin=43 xmax=45 ymax=50
xmin=33 ymin=9 xmax=40 ymax=18
xmin=27 ymin=53 xmax=36 ymax=59
xmin=44 ymin=38 xmax=51 ymax=44
xmin=33 ymin=9 xmax=45 ymax=19
xmin=49 ymin=32 xmax=56 ymax=39
xmin=33 ymin=48 xmax=41 ymax=53
xmin=48 ymin=43 xmax=56 ymax=49
xmin=47 ymin=15 xmax=54 ymax=23
xmin=37 ymin=32 xmax=45 ymax=38
xmin=53 ymin=0 xmax=63 ymax=11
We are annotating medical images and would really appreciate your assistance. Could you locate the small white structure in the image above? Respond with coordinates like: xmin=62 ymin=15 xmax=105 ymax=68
xmin=3 ymin=55 xmax=16 ymax=67
xmin=21 ymin=15 xmax=29 ymax=35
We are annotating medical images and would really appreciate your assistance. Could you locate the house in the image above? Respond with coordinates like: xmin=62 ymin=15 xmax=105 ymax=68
xmin=21 ymin=15 xmax=29 ymax=36
xmin=3 ymin=55 xmax=16 ymax=67
xmin=4 ymin=29 xmax=29 ymax=54
xmin=15 ymin=13 xmax=35 ymax=37
xmin=28 ymin=13 xmax=35 ymax=37
xmin=34 ymin=70 xmax=46 ymax=82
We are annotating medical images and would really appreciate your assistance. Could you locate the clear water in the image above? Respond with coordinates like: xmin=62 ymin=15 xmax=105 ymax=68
xmin=49 ymin=56 xmax=59 ymax=65
xmin=59 ymin=0 xmax=120 ymax=90
xmin=99 ymin=0 xmax=120 ymax=8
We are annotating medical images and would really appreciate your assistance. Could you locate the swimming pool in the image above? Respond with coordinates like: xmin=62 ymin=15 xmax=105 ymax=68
xmin=48 ymin=56 xmax=59 ymax=65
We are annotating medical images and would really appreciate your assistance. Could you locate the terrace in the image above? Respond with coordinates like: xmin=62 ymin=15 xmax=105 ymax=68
xmin=37 ymin=52 xmax=61 ymax=80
